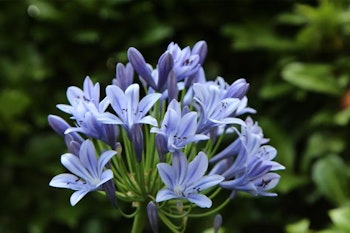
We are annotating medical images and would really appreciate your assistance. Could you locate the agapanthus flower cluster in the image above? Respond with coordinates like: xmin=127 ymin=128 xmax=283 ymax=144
xmin=48 ymin=41 xmax=284 ymax=233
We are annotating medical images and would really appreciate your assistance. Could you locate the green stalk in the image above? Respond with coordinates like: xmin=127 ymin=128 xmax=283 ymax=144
xmin=131 ymin=203 xmax=147 ymax=233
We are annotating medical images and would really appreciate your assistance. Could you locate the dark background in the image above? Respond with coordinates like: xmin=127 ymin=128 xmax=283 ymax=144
xmin=1 ymin=0 xmax=350 ymax=232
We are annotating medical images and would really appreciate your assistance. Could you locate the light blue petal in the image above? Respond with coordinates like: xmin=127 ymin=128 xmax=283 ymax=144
xmin=49 ymin=173 xmax=79 ymax=189
xmin=98 ymin=112 xmax=124 ymax=125
xmin=164 ymin=109 xmax=180 ymax=135
xmin=106 ymin=85 xmax=127 ymax=120
xmin=125 ymin=84 xmax=140 ymax=124
xmin=172 ymin=152 xmax=188 ymax=186
xmin=79 ymin=140 xmax=98 ymax=178
xmin=138 ymin=115 xmax=158 ymax=126
xmin=96 ymin=170 xmax=114 ymax=187
xmin=70 ymin=189 xmax=90 ymax=206
xmin=187 ymin=193 xmax=212 ymax=208
xmin=186 ymin=152 xmax=207 ymax=184
xmin=177 ymin=112 xmax=197 ymax=137
xmin=157 ymin=163 xmax=175 ymax=188
xmin=97 ymin=150 xmax=116 ymax=175
xmin=254 ymin=173 xmax=281 ymax=191
xmin=56 ymin=104 xmax=74 ymax=115
xmin=138 ymin=93 xmax=161 ymax=117
xmin=181 ymin=134 xmax=209 ymax=146
xmin=167 ymin=99 xmax=181 ymax=116
xmin=188 ymin=174 xmax=224 ymax=192
xmin=156 ymin=188 xmax=178 ymax=202
xmin=67 ymin=86 xmax=84 ymax=105
xmin=61 ymin=153 xmax=94 ymax=182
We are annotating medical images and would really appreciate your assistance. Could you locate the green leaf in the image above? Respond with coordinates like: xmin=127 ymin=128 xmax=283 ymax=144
xmin=312 ymin=154 xmax=349 ymax=206
xmin=285 ymin=219 xmax=310 ymax=233
xmin=282 ymin=62 xmax=342 ymax=96
xmin=302 ymin=133 xmax=345 ymax=172
xmin=329 ymin=206 xmax=350 ymax=233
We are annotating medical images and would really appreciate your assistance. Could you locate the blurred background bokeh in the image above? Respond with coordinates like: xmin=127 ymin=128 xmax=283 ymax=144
xmin=2 ymin=0 xmax=350 ymax=232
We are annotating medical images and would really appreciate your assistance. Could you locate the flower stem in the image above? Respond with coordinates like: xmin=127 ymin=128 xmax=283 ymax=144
xmin=131 ymin=202 xmax=147 ymax=233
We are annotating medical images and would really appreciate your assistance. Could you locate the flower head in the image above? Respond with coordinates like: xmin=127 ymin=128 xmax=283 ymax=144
xmin=156 ymin=151 xmax=224 ymax=208
xmin=49 ymin=140 xmax=116 ymax=206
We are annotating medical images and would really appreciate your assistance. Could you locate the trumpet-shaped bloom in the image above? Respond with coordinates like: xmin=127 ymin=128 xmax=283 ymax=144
xmin=49 ymin=140 xmax=116 ymax=206
xmin=99 ymin=84 xmax=161 ymax=132
xmin=151 ymin=99 xmax=209 ymax=153
xmin=156 ymin=151 xmax=224 ymax=208
xmin=193 ymin=83 xmax=245 ymax=133
xmin=98 ymin=83 xmax=161 ymax=161
xmin=113 ymin=62 xmax=134 ymax=91
xmin=210 ymin=119 xmax=285 ymax=198
xmin=56 ymin=77 xmax=117 ymax=148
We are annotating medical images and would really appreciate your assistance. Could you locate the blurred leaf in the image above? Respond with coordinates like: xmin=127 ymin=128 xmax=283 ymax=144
xmin=73 ymin=30 xmax=100 ymax=43
xmin=277 ymin=171 xmax=308 ymax=193
xmin=142 ymin=24 xmax=173 ymax=45
xmin=302 ymin=133 xmax=345 ymax=172
xmin=329 ymin=206 xmax=350 ymax=233
xmin=334 ymin=108 xmax=350 ymax=126
xmin=0 ymin=89 xmax=31 ymax=119
xmin=282 ymin=62 xmax=342 ymax=96
xmin=222 ymin=22 xmax=294 ymax=51
xmin=285 ymin=219 xmax=310 ymax=233
xmin=259 ymin=82 xmax=294 ymax=99
xmin=312 ymin=154 xmax=349 ymax=206
xmin=27 ymin=0 xmax=62 ymax=20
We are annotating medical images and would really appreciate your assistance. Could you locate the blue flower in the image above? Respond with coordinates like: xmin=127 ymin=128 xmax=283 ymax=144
xmin=56 ymin=77 xmax=118 ymax=148
xmin=49 ymin=140 xmax=116 ymax=206
xmin=209 ymin=119 xmax=285 ymax=198
xmin=99 ymin=84 xmax=161 ymax=131
xmin=151 ymin=99 xmax=209 ymax=154
xmin=156 ymin=151 xmax=224 ymax=208
xmin=166 ymin=41 xmax=206 ymax=81
xmin=193 ymin=83 xmax=245 ymax=133
xmin=113 ymin=62 xmax=134 ymax=91
xmin=98 ymin=83 xmax=161 ymax=161
xmin=128 ymin=41 xmax=206 ymax=96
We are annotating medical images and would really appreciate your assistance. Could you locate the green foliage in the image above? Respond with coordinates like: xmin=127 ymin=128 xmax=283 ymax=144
xmin=2 ymin=0 xmax=350 ymax=232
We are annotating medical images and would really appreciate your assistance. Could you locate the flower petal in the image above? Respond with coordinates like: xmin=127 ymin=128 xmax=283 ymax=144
xmin=156 ymin=188 xmax=178 ymax=202
xmin=49 ymin=173 xmax=79 ymax=189
xmin=157 ymin=163 xmax=175 ymax=188
xmin=70 ymin=189 xmax=90 ymax=206
xmin=61 ymin=153 xmax=94 ymax=181
xmin=188 ymin=174 xmax=224 ymax=192
xmin=97 ymin=150 xmax=117 ymax=175
xmin=79 ymin=140 xmax=98 ymax=178
xmin=186 ymin=152 xmax=208 ymax=184
xmin=187 ymin=193 xmax=212 ymax=208
xmin=106 ymin=85 xmax=127 ymax=120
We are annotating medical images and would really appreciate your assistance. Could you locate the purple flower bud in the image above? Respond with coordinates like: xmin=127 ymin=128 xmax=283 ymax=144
xmin=48 ymin=115 xmax=84 ymax=144
xmin=224 ymin=78 xmax=250 ymax=100
xmin=157 ymin=51 xmax=174 ymax=91
xmin=167 ymin=70 xmax=178 ymax=102
xmin=192 ymin=40 xmax=207 ymax=65
xmin=147 ymin=201 xmax=158 ymax=233
xmin=113 ymin=63 xmax=134 ymax=91
xmin=214 ymin=214 xmax=223 ymax=233
xmin=128 ymin=47 xmax=157 ymax=90
xmin=130 ymin=124 xmax=144 ymax=162
xmin=48 ymin=114 xmax=70 ymax=137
